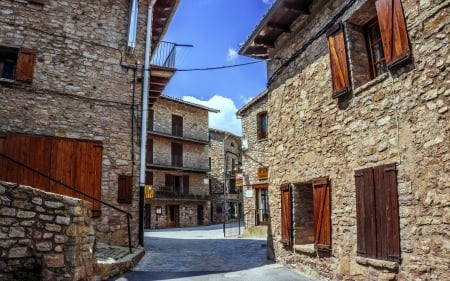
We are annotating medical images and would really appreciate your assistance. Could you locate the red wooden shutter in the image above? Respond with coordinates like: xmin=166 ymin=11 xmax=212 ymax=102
xmin=375 ymin=0 xmax=410 ymax=68
xmin=118 ymin=175 xmax=133 ymax=204
xmin=312 ymin=177 xmax=331 ymax=250
xmin=355 ymin=167 xmax=377 ymax=259
xmin=183 ymin=175 xmax=189 ymax=195
xmin=375 ymin=163 xmax=400 ymax=261
xmin=280 ymin=184 xmax=292 ymax=247
xmin=327 ymin=24 xmax=351 ymax=98
xmin=16 ymin=48 xmax=36 ymax=82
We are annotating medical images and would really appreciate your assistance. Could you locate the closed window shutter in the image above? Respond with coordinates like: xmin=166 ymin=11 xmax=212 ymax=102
xmin=145 ymin=171 xmax=153 ymax=185
xmin=375 ymin=0 xmax=410 ymax=68
xmin=16 ymin=48 xmax=36 ymax=82
xmin=326 ymin=24 xmax=351 ymax=98
xmin=146 ymin=138 xmax=153 ymax=164
xmin=183 ymin=175 xmax=189 ymax=195
xmin=312 ymin=177 xmax=331 ymax=250
xmin=165 ymin=173 xmax=173 ymax=189
xmin=280 ymin=184 xmax=292 ymax=247
xmin=376 ymin=163 xmax=400 ymax=261
xmin=355 ymin=167 xmax=377 ymax=258
xmin=118 ymin=175 xmax=133 ymax=204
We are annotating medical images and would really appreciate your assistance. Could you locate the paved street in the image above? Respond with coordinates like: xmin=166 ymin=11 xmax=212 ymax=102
xmin=109 ymin=224 xmax=315 ymax=281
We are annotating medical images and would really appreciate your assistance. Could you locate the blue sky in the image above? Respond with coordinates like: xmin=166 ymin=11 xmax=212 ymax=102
xmin=162 ymin=0 xmax=274 ymax=136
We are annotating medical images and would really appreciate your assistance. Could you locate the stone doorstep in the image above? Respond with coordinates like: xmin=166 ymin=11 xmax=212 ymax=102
xmin=92 ymin=243 xmax=145 ymax=281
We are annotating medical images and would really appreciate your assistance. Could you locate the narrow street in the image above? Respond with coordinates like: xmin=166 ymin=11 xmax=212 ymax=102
xmin=109 ymin=224 xmax=315 ymax=281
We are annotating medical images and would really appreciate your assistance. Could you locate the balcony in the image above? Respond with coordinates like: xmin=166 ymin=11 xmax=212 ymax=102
xmin=149 ymin=41 xmax=192 ymax=107
xmin=148 ymin=129 xmax=209 ymax=145
xmin=147 ymin=162 xmax=209 ymax=174
xmin=150 ymin=185 xmax=210 ymax=201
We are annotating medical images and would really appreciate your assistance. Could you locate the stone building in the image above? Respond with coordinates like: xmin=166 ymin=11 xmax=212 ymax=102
xmin=0 ymin=0 xmax=179 ymax=248
xmin=236 ymin=90 xmax=270 ymax=228
xmin=209 ymin=129 xmax=243 ymax=224
xmin=144 ymin=95 xmax=218 ymax=229
xmin=240 ymin=0 xmax=449 ymax=280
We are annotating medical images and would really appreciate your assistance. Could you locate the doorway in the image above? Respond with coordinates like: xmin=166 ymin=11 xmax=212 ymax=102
xmin=166 ymin=205 xmax=179 ymax=228
xmin=144 ymin=204 xmax=151 ymax=229
xmin=197 ymin=205 xmax=204 ymax=225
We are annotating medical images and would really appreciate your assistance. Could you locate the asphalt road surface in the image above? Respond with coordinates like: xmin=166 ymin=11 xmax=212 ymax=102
xmin=109 ymin=224 xmax=315 ymax=281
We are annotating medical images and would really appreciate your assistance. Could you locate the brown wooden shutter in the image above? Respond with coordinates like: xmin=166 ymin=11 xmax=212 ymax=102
xmin=165 ymin=173 xmax=173 ymax=189
xmin=280 ymin=183 xmax=292 ymax=247
xmin=118 ymin=175 xmax=133 ymax=204
xmin=355 ymin=167 xmax=377 ymax=259
xmin=148 ymin=110 xmax=154 ymax=131
xmin=327 ymin=24 xmax=351 ymax=98
xmin=171 ymin=143 xmax=182 ymax=166
xmin=183 ymin=175 xmax=189 ymax=195
xmin=375 ymin=0 xmax=411 ymax=68
xmin=16 ymin=48 xmax=36 ymax=82
xmin=172 ymin=115 xmax=183 ymax=136
xmin=146 ymin=138 xmax=153 ymax=164
xmin=312 ymin=177 xmax=331 ymax=250
xmin=374 ymin=163 xmax=400 ymax=261
xmin=145 ymin=171 xmax=153 ymax=185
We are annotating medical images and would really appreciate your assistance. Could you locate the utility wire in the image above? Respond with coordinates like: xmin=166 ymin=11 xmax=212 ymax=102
xmin=173 ymin=61 xmax=263 ymax=72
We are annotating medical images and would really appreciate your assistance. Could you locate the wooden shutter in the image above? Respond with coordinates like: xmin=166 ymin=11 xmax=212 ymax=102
xmin=183 ymin=175 xmax=189 ymax=195
xmin=148 ymin=110 xmax=154 ymax=131
xmin=374 ymin=163 xmax=400 ymax=261
xmin=355 ymin=167 xmax=377 ymax=258
xmin=375 ymin=0 xmax=410 ymax=68
xmin=118 ymin=175 xmax=133 ymax=204
xmin=280 ymin=184 xmax=292 ymax=247
xmin=327 ymin=24 xmax=351 ymax=98
xmin=146 ymin=138 xmax=153 ymax=164
xmin=16 ymin=48 xmax=36 ymax=82
xmin=312 ymin=177 xmax=331 ymax=250
xmin=172 ymin=115 xmax=183 ymax=136
xmin=145 ymin=171 xmax=153 ymax=185
xmin=171 ymin=143 xmax=182 ymax=167
xmin=165 ymin=173 xmax=173 ymax=189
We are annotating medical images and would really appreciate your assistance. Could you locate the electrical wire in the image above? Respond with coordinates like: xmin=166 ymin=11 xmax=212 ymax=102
xmin=149 ymin=61 xmax=263 ymax=72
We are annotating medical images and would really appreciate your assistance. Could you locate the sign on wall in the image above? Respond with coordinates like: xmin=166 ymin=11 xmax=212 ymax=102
xmin=257 ymin=167 xmax=268 ymax=180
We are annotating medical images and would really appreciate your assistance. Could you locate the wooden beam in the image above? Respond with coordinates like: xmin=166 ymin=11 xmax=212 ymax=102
xmin=282 ymin=2 xmax=309 ymax=13
xmin=267 ymin=21 xmax=291 ymax=33
xmin=254 ymin=37 xmax=275 ymax=48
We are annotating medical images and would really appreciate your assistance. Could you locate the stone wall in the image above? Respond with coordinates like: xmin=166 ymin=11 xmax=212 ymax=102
xmin=0 ymin=181 xmax=93 ymax=281
xmin=0 ymin=0 xmax=152 ymax=247
xmin=263 ymin=0 xmax=449 ymax=280
xmin=238 ymin=92 xmax=269 ymax=228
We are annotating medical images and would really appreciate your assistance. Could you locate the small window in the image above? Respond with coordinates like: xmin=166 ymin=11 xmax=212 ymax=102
xmin=172 ymin=115 xmax=183 ymax=137
xmin=118 ymin=175 xmax=133 ymax=204
xmin=257 ymin=112 xmax=268 ymax=140
xmin=148 ymin=110 xmax=154 ymax=131
xmin=365 ymin=18 xmax=387 ymax=78
xmin=0 ymin=47 xmax=36 ymax=82
xmin=146 ymin=138 xmax=153 ymax=164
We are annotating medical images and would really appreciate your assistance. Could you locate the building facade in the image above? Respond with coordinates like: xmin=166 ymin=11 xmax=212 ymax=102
xmin=0 ymin=0 xmax=179 ymax=247
xmin=144 ymin=95 xmax=217 ymax=229
xmin=209 ymin=129 xmax=242 ymax=224
xmin=240 ymin=0 xmax=449 ymax=280
xmin=237 ymin=90 xmax=270 ymax=229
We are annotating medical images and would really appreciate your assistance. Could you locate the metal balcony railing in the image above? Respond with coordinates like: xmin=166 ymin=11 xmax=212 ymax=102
xmin=151 ymin=41 xmax=192 ymax=69
xmin=152 ymin=185 xmax=209 ymax=200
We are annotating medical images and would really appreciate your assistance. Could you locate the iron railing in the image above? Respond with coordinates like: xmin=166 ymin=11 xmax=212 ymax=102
xmin=0 ymin=152 xmax=133 ymax=253
xmin=152 ymin=185 xmax=209 ymax=200
xmin=151 ymin=41 xmax=192 ymax=69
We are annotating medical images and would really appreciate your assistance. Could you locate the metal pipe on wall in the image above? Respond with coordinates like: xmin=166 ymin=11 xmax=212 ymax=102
xmin=126 ymin=0 xmax=139 ymax=56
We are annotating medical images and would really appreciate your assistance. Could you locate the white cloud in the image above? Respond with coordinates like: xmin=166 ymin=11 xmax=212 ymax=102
xmin=262 ymin=0 xmax=275 ymax=4
xmin=227 ymin=48 xmax=238 ymax=62
xmin=182 ymin=95 xmax=242 ymax=136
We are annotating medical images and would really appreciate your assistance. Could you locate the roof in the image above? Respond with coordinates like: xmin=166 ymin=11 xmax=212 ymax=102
xmin=239 ymin=0 xmax=312 ymax=59
xmin=236 ymin=90 xmax=268 ymax=116
xmin=151 ymin=0 xmax=180 ymax=50
xmin=209 ymin=128 xmax=241 ymax=139
xmin=159 ymin=95 xmax=220 ymax=113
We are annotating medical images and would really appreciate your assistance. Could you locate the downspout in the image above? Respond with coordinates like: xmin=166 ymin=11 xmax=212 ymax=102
xmin=127 ymin=0 xmax=139 ymax=56
xmin=139 ymin=1 xmax=156 ymax=246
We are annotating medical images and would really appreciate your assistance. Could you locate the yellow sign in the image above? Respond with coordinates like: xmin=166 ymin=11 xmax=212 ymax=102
xmin=257 ymin=167 xmax=268 ymax=180
xmin=144 ymin=185 xmax=154 ymax=199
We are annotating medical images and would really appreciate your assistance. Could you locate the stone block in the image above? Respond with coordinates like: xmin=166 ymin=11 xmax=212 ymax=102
xmin=43 ymin=253 xmax=65 ymax=268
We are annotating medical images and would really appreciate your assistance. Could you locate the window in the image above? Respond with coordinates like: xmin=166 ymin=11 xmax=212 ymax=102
xmin=0 ymin=47 xmax=36 ymax=82
xmin=281 ymin=178 xmax=331 ymax=250
xmin=354 ymin=163 xmax=400 ymax=262
xmin=148 ymin=110 xmax=154 ymax=131
xmin=145 ymin=171 xmax=153 ymax=185
xmin=171 ymin=142 xmax=182 ymax=167
xmin=257 ymin=112 xmax=268 ymax=140
xmin=165 ymin=174 xmax=189 ymax=195
xmin=365 ymin=18 xmax=387 ymax=78
xmin=229 ymin=178 xmax=236 ymax=194
xmin=172 ymin=115 xmax=183 ymax=137
xmin=327 ymin=0 xmax=410 ymax=97
xmin=118 ymin=175 xmax=133 ymax=204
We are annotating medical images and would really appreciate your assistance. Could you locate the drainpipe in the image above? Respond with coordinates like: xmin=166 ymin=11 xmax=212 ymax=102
xmin=127 ymin=0 xmax=139 ymax=56
xmin=139 ymin=1 xmax=156 ymax=247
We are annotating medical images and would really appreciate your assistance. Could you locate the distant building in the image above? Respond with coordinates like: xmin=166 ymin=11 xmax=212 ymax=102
xmin=209 ymin=129 xmax=242 ymax=224
xmin=240 ymin=0 xmax=449 ymax=280
xmin=237 ymin=90 xmax=269 ymax=228
xmin=145 ymin=95 xmax=218 ymax=229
